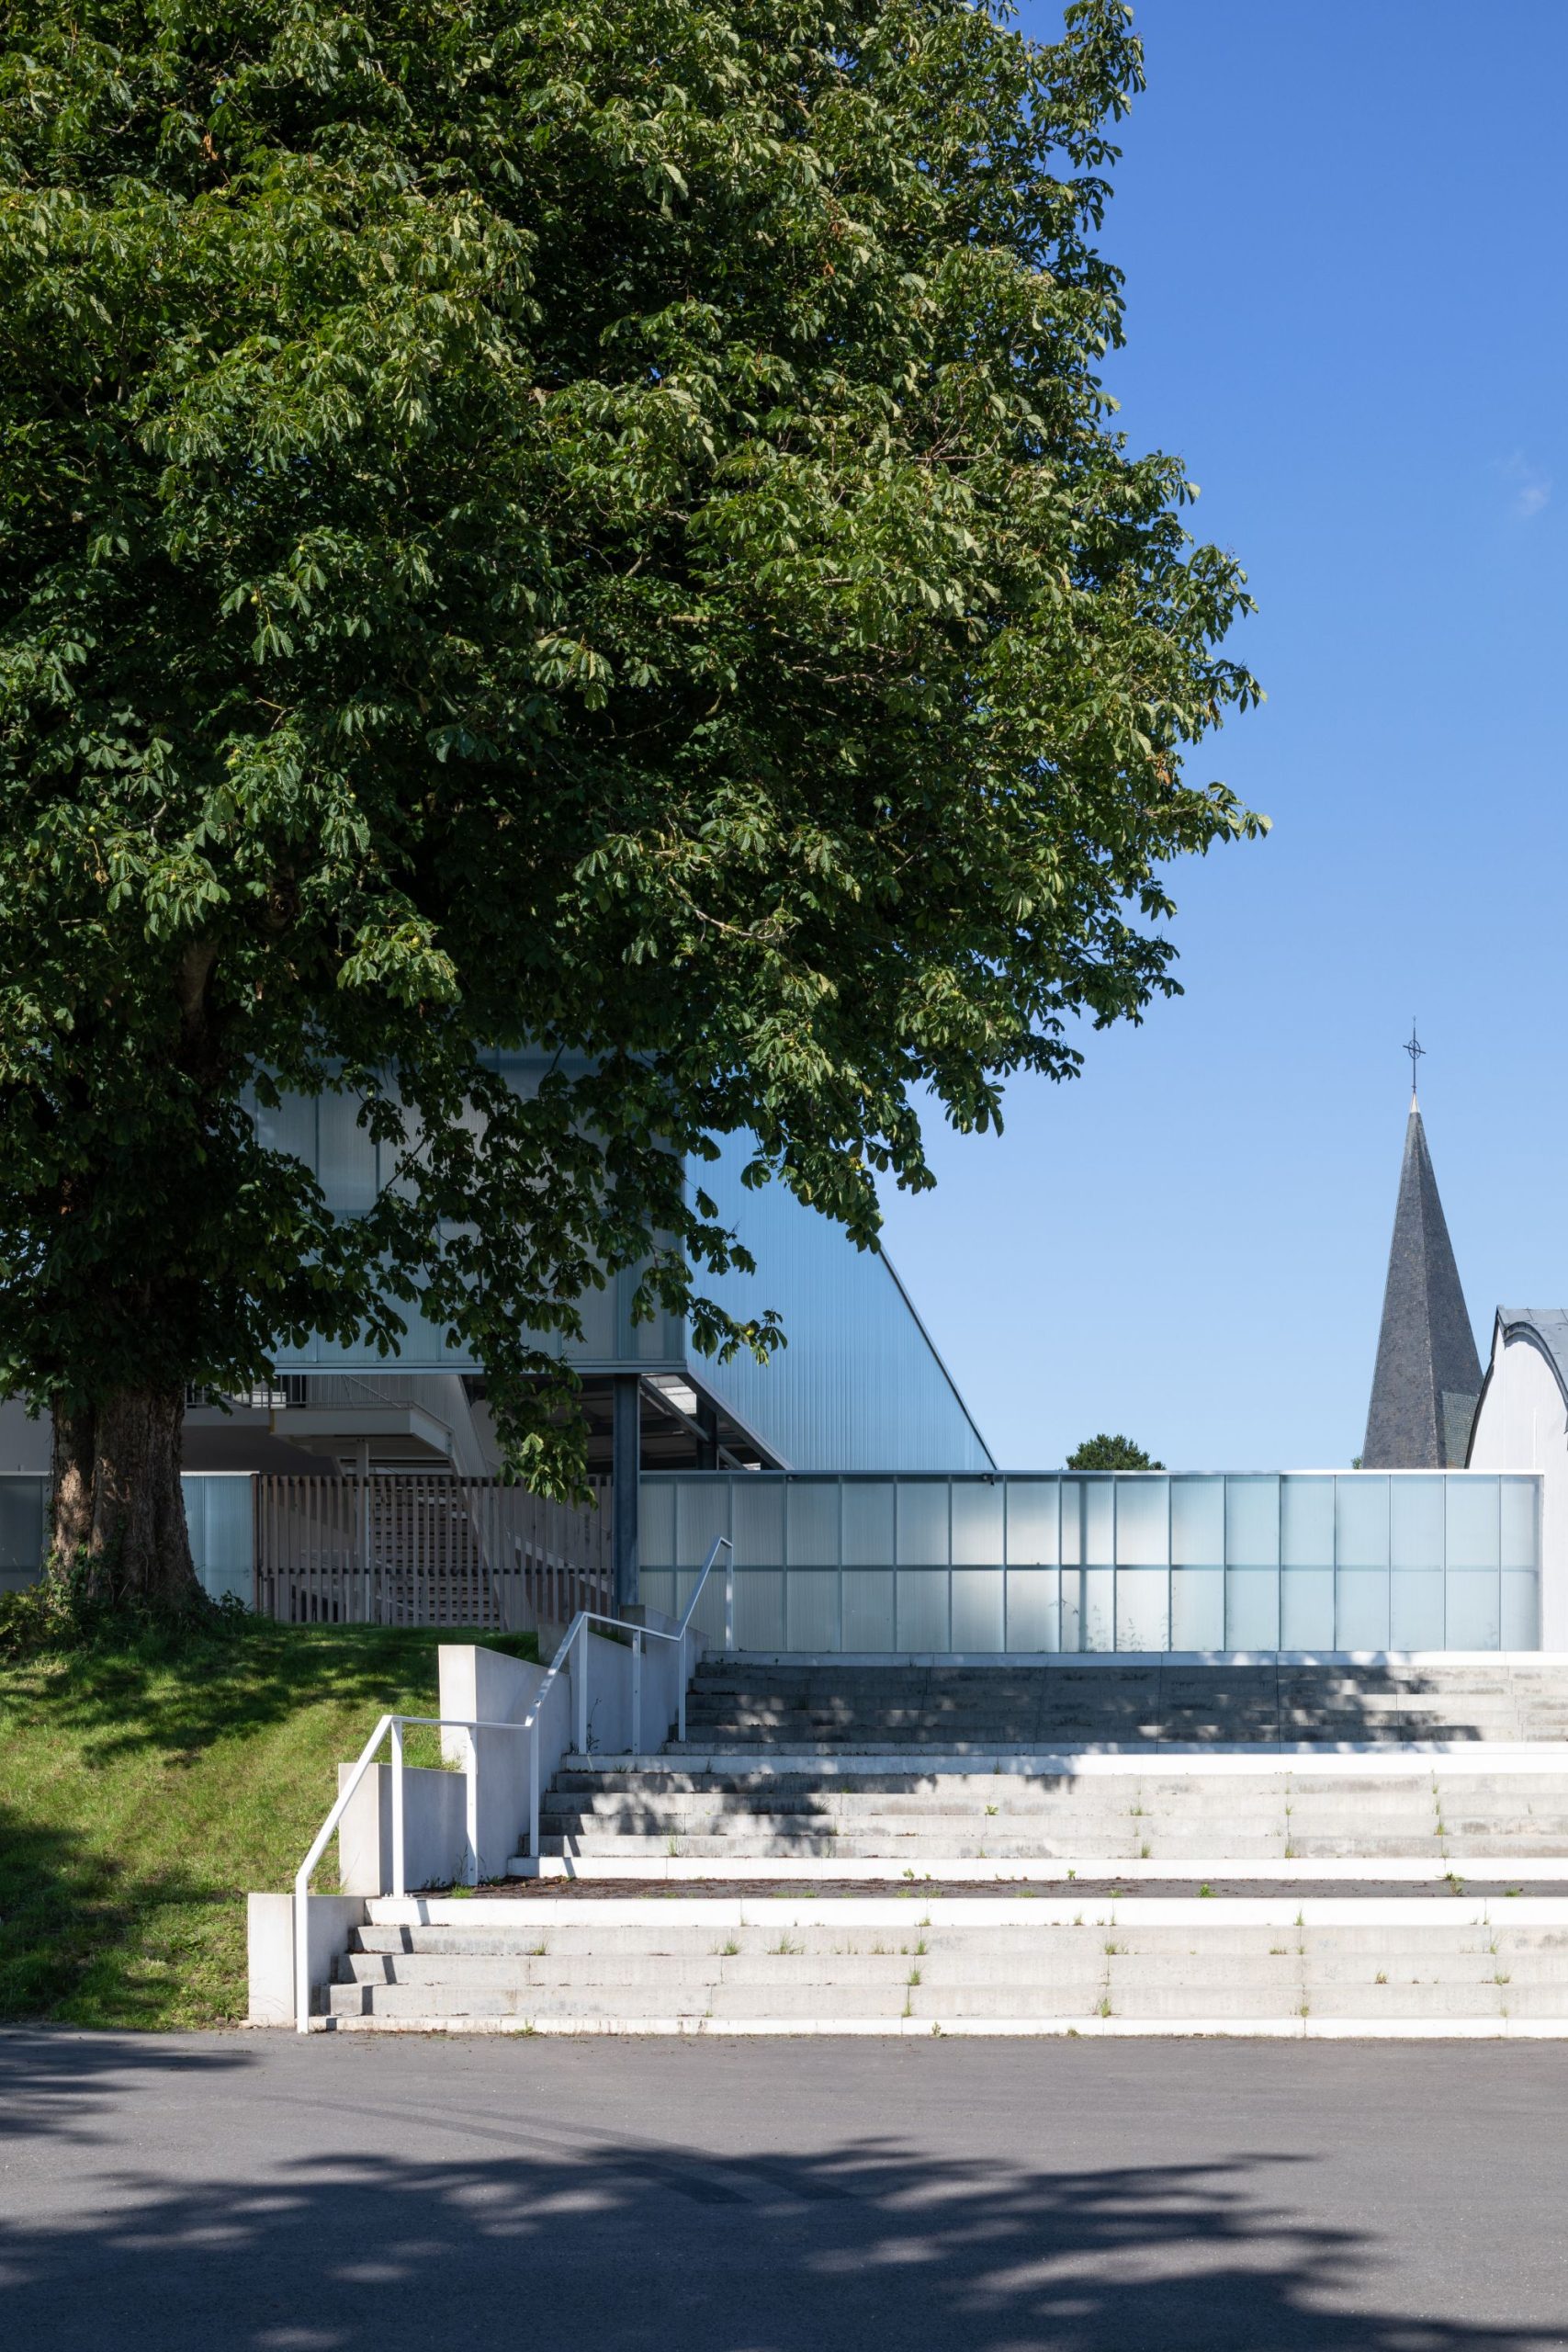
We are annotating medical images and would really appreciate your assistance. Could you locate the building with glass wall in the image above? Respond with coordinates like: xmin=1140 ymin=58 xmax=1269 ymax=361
xmin=641 ymin=1470 xmax=1542 ymax=1656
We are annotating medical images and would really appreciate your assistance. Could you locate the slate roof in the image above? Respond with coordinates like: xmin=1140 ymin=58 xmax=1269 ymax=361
xmin=1362 ymin=1100 xmax=1482 ymax=1468
xmin=1488 ymin=1308 xmax=1568 ymax=1407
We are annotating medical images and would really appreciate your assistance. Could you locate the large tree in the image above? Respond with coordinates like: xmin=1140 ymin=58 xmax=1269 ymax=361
xmin=0 ymin=0 xmax=1262 ymax=1605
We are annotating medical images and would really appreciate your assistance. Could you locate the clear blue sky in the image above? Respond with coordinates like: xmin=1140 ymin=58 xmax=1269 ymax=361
xmin=875 ymin=0 xmax=1568 ymax=1473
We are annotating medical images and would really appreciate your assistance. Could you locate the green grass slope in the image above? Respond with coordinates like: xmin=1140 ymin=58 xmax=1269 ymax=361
xmin=0 ymin=1620 xmax=536 ymax=2030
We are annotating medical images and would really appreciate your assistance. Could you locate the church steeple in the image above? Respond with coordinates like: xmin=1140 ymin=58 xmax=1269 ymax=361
xmin=1362 ymin=1033 xmax=1481 ymax=1468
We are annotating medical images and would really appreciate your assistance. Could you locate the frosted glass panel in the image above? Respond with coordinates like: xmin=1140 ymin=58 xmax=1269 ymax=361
xmin=1083 ymin=1482 xmax=1114 ymax=1565
xmin=785 ymin=1482 xmax=840 ymax=1567
xmin=640 ymin=1481 xmax=675 ymax=1568
xmin=896 ymin=1483 xmax=949 ymax=1567
xmin=1115 ymin=1480 xmax=1169 ymax=1566
xmin=1337 ymin=1569 xmax=1390 ymax=1650
xmin=1390 ymin=1478 xmax=1445 ymax=1570
xmin=1060 ymin=1483 xmax=1083 ymax=1568
xmin=318 ymin=1091 xmax=378 ymax=1214
xmin=734 ymin=1570 xmax=785 ymax=1650
xmin=1280 ymin=1570 xmax=1335 ymax=1650
xmin=675 ymin=1480 xmax=731 ymax=1570
xmin=1170 ymin=1480 xmax=1224 ymax=1566
xmin=841 ymin=1569 xmax=894 ymax=1651
xmin=186 ymin=1476 xmax=253 ymax=1602
xmin=897 ymin=1571 xmax=949 ymax=1651
xmin=951 ymin=1568 xmax=1005 ymax=1652
xmin=1006 ymin=1481 xmax=1059 ymax=1566
xmin=1391 ymin=1573 xmax=1444 ymax=1650
xmin=1446 ymin=1570 xmax=1500 ymax=1649
xmin=639 ymin=1569 xmax=675 ymax=1620
xmin=1502 ymin=1480 xmax=1537 ymax=1570
xmin=1503 ymin=1571 xmax=1539 ymax=1649
xmin=841 ymin=1484 xmax=895 ymax=1567
xmin=785 ymin=1569 xmax=838 ymax=1651
xmin=1060 ymin=1569 xmax=1082 ymax=1652
xmin=1446 ymin=1481 xmax=1499 ymax=1569
xmin=1115 ymin=1569 xmax=1169 ymax=1653
xmin=1225 ymin=1478 xmax=1280 ymax=1567
xmin=1337 ymin=1478 xmax=1389 ymax=1568
xmin=1225 ymin=1569 xmax=1280 ymax=1651
xmin=253 ymin=1089 xmax=316 ymax=1165
xmin=732 ymin=1480 xmax=784 ymax=1566
xmin=0 ymin=1476 xmax=46 ymax=1571
xmin=1006 ymin=1569 xmax=1059 ymax=1651
xmin=1171 ymin=1568 xmax=1224 ymax=1651
xmin=951 ymin=1482 xmax=1004 ymax=1566
xmin=1280 ymin=1479 xmax=1335 ymax=1568
xmin=1080 ymin=1567 xmax=1115 ymax=1652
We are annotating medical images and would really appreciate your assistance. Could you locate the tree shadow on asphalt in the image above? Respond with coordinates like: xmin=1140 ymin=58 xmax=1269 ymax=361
xmin=0 ymin=2035 xmax=1558 ymax=2352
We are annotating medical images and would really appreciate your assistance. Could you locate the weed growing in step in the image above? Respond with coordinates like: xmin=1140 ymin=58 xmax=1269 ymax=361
xmin=1199 ymin=1883 xmax=1213 ymax=1898
xmin=1375 ymin=1971 xmax=1387 ymax=1984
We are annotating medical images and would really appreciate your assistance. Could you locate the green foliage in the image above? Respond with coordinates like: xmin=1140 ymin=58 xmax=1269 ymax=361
xmin=1066 ymin=1432 xmax=1163 ymax=1470
xmin=0 ymin=0 xmax=1262 ymax=1485
xmin=0 ymin=1616 xmax=536 ymax=2026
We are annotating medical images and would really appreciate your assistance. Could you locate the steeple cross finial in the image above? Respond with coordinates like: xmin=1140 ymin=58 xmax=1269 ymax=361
xmin=1404 ymin=1018 xmax=1425 ymax=1102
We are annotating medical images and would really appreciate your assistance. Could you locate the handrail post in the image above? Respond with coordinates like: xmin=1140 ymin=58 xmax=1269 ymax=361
xmin=390 ymin=1716 xmax=405 ymax=1900
xmin=631 ymin=1629 xmax=643 ymax=1756
xmin=295 ymin=1878 xmax=309 ymax=2038
xmin=574 ymin=1621 xmax=588 ymax=1756
xmin=465 ymin=1725 xmax=479 ymax=1887
xmin=528 ymin=1712 xmax=540 ymax=1863
xmin=726 ymin=1551 xmax=735 ymax=1654
xmin=678 ymin=1631 xmax=688 ymax=1745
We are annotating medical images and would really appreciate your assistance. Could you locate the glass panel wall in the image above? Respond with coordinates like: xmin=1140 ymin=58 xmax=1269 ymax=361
xmin=638 ymin=1472 xmax=1542 ymax=1655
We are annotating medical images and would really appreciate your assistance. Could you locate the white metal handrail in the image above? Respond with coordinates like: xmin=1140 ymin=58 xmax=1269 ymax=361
xmin=291 ymin=1535 xmax=734 ymax=2032
xmin=294 ymin=1709 xmax=532 ymax=2035
xmin=520 ymin=1535 xmax=734 ymax=1860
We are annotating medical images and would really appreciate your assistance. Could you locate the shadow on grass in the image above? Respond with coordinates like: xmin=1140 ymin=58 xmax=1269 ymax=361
xmin=0 ymin=1622 xmax=537 ymax=2024
xmin=1 ymin=1618 xmax=538 ymax=1768
xmin=0 ymin=1796 xmax=240 ymax=2027
xmin=0 ymin=2038 xmax=1558 ymax=2350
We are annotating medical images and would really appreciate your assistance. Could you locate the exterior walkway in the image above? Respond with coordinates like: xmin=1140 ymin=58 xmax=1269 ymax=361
xmin=5 ymin=2030 xmax=1567 ymax=2349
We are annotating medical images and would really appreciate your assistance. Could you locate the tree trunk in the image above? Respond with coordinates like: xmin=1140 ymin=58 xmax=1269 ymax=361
xmin=49 ymin=1388 xmax=203 ymax=1612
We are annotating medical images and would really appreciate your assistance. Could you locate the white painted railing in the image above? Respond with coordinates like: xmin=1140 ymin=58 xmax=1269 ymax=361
xmin=291 ymin=1535 xmax=733 ymax=2032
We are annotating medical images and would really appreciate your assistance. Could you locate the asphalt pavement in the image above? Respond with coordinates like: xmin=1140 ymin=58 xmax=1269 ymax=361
xmin=4 ymin=2028 xmax=1567 ymax=2349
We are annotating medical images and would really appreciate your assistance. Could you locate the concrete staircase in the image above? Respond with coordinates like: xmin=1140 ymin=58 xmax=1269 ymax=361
xmin=320 ymin=1896 xmax=1568 ymax=2034
xmin=678 ymin=1658 xmax=1568 ymax=1747
xmin=531 ymin=1759 xmax=1568 ymax=1866
xmin=308 ymin=1658 xmax=1568 ymax=2036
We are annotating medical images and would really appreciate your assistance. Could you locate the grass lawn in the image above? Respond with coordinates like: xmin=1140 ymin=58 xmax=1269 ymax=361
xmin=0 ymin=1617 xmax=536 ymax=2030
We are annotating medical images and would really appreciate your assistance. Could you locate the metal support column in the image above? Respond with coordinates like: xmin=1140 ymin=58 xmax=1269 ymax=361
xmin=612 ymin=1374 xmax=641 ymax=1612
xmin=695 ymin=1397 xmax=719 ymax=1473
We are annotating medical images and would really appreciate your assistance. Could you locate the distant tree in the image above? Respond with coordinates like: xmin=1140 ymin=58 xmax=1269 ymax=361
xmin=0 ymin=0 xmax=1260 ymax=1609
xmin=1066 ymin=1434 xmax=1164 ymax=1471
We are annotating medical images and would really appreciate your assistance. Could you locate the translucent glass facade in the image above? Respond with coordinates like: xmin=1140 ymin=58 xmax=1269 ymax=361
xmin=0 ymin=1473 xmax=252 ymax=1603
xmin=639 ymin=1472 xmax=1542 ymax=1654
xmin=254 ymin=1062 xmax=991 ymax=1473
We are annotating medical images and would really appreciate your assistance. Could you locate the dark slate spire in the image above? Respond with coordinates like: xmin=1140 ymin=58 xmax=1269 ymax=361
xmin=1362 ymin=1091 xmax=1482 ymax=1468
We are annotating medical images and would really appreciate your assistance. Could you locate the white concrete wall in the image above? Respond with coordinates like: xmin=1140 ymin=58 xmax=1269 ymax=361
xmin=1469 ymin=1330 xmax=1568 ymax=1649
xmin=247 ymin=1893 xmax=366 ymax=2025
xmin=438 ymin=1644 xmax=547 ymax=1879
xmin=335 ymin=1759 xmax=469 ymax=1895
